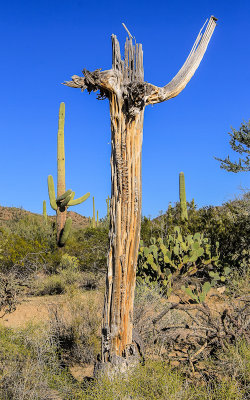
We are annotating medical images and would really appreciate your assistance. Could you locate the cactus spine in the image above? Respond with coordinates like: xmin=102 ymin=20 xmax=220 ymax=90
xmin=47 ymin=102 xmax=90 ymax=246
xmin=43 ymin=200 xmax=47 ymax=223
xmin=179 ymin=172 xmax=188 ymax=221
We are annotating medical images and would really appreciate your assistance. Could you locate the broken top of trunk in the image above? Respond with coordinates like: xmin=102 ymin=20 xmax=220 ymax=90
xmin=63 ymin=16 xmax=217 ymax=115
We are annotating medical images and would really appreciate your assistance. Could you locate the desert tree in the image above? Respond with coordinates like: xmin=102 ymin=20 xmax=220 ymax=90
xmin=215 ymin=120 xmax=250 ymax=172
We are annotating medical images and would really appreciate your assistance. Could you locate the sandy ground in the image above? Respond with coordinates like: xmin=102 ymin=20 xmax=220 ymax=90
xmin=1 ymin=295 xmax=66 ymax=328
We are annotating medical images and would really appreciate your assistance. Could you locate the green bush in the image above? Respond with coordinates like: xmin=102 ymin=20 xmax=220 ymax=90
xmin=34 ymin=254 xmax=82 ymax=295
xmin=3 ymin=214 xmax=56 ymax=249
xmin=67 ymin=226 xmax=109 ymax=271
xmin=0 ymin=223 xmax=60 ymax=275
xmin=35 ymin=274 xmax=66 ymax=295
xmin=226 ymin=268 xmax=250 ymax=298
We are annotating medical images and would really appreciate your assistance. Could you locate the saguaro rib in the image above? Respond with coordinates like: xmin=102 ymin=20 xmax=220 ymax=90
xmin=145 ymin=16 xmax=217 ymax=104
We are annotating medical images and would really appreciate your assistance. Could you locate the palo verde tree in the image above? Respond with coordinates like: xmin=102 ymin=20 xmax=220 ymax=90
xmin=64 ymin=17 xmax=217 ymax=369
xmin=215 ymin=120 xmax=250 ymax=172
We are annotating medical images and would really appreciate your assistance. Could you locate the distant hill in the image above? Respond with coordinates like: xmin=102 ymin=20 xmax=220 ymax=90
xmin=0 ymin=206 xmax=90 ymax=230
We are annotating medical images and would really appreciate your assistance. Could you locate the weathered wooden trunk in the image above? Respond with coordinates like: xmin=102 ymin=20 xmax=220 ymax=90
xmin=63 ymin=16 xmax=217 ymax=372
xmin=101 ymin=37 xmax=146 ymax=363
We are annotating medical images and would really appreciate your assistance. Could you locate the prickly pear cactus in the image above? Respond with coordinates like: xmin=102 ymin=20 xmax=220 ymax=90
xmin=137 ymin=226 xmax=220 ymax=288
xmin=181 ymin=281 xmax=211 ymax=303
xmin=209 ymin=266 xmax=231 ymax=286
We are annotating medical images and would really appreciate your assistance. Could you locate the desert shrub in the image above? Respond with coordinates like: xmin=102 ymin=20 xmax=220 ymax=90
xmin=84 ymin=361 xmax=191 ymax=400
xmin=49 ymin=289 xmax=102 ymax=364
xmin=33 ymin=253 xmax=104 ymax=296
xmin=67 ymin=226 xmax=109 ymax=271
xmin=226 ymin=268 xmax=250 ymax=298
xmin=35 ymin=274 xmax=66 ymax=295
xmin=78 ymin=270 xmax=105 ymax=290
xmin=58 ymin=254 xmax=82 ymax=286
xmin=208 ymin=340 xmax=250 ymax=393
xmin=0 ymin=324 xmax=80 ymax=399
xmin=193 ymin=194 xmax=250 ymax=273
xmin=60 ymin=253 xmax=79 ymax=270
xmin=0 ymin=273 xmax=19 ymax=318
xmin=133 ymin=281 xmax=166 ymax=359
xmin=0 ymin=214 xmax=63 ymax=276
xmin=0 ymin=223 xmax=66 ymax=280
xmin=0 ymin=228 xmax=58 ymax=275
xmin=84 ymin=359 xmax=246 ymax=400
xmin=34 ymin=256 xmax=81 ymax=295
xmin=4 ymin=214 xmax=56 ymax=248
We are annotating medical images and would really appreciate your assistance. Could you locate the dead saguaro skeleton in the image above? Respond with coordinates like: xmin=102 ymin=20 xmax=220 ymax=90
xmin=64 ymin=16 xmax=217 ymax=367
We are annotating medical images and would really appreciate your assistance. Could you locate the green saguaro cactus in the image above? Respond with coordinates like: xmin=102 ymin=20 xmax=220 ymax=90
xmin=48 ymin=102 xmax=90 ymax=246
xmin=179 ymin=172 xmax=188 ymax=221
xmin=43 ymin=200 xmax=47 ymax=224
xmin=91 ymin=196 xmax=100 ymax=228
xmin=91 ymin=196 xmax=96 ymax=228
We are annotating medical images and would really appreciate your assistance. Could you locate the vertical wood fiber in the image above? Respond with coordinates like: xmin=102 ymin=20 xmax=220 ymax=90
xmin=102 ymin=36 xmax=144 ymax=360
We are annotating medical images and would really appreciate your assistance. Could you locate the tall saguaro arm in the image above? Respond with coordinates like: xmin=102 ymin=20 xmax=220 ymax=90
xmin=63 ymin=16 xmax=217 ymax=367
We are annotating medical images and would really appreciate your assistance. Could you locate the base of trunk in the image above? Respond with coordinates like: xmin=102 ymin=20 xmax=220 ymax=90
xmin=94 ymin=344 xmax=140 ymax=379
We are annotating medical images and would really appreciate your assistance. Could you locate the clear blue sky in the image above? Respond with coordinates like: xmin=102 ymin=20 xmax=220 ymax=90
xmin=0 ymin=0 xmax=249 ymax=218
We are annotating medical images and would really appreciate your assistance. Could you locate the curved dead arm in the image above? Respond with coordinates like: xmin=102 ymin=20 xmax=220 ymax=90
xmin=145 ymin=16 xmax=217 ymax=105
xmin=63 ymin=69 xmax=120 ymax=95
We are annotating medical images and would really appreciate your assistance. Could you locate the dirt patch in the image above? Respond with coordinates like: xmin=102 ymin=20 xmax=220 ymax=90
xmin=0 ymin=291 xmax=103 ymax=328
xmin=69 ymin=364 xmax=94 ymax=382
xmin=1 ymin=295 xmax=65 ymax=328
